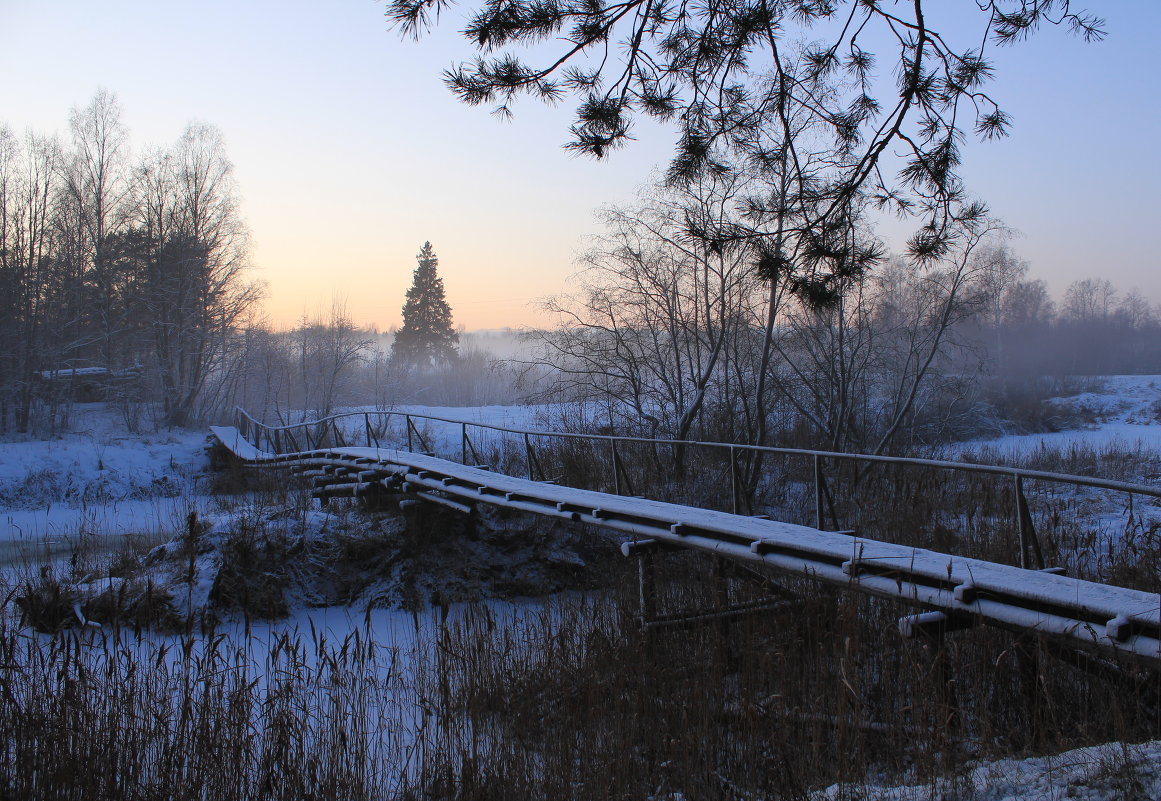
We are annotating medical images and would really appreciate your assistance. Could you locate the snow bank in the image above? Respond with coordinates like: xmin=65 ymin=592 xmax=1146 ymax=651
xmin=813 ymin=740 xmax=1161 ymax=800
xmin=0 ymin=405 xmax=209 ymax=544
xmin=963 ymin=375 xmax=1161 ymax=456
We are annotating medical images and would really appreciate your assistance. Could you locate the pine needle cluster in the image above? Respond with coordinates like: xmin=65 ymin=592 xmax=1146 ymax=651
xmin=387 ymin=0 xmax=1102 ymax=307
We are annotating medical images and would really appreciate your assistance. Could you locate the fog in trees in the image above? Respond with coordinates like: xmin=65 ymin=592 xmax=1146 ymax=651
xmin=4 ymin=86 xmax=1158 ymax=449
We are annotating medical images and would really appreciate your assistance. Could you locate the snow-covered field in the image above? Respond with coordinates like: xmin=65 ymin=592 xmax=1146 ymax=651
xmin=2 ymin=386 xmax=1159 ymax=799
xmin=4 ymin=376 xmax=1159 ymax=564
xmin=0 ymin=406 xmax=212 ymax=564
xmin=5 ymin=376 xmax=1160 ymax=559
xmin=0 ymin=402 xmax=557 ymax=555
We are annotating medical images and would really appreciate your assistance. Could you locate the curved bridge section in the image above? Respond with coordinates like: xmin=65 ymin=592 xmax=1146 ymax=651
xmin=209 ymin=424 xmax=1161 ymax=670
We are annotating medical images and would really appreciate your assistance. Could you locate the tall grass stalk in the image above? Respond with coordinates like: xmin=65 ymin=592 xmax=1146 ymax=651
xmin=2 ymin=561 xmax=1157 ymax=800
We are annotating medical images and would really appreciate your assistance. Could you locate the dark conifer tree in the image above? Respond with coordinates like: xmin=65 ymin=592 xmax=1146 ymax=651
xmin=392 ymin=242 xmax=458 ymax=367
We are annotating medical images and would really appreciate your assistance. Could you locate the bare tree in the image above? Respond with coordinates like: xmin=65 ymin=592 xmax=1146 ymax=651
xmin=530 ymin=173 xmax=767 ymax=442
xmin=62 ymin=89 xmax=132 ymax=369
xmin=0 ymin=124 xmax=18 ymax=430
xmin=1115 ymin=289 xmax=1157 ymax=330
xmin=973 ymin=238 xmax=1027 ymax=371
xmin=769 ymin=212 xmax=996 ymax=453
xmin=0 ymin=130 xmax=62 ymax=431
xmin=133 ymin=123 xmax=260 ymax=426
xmin=1002 ymin=278 xmax=1055 ymax=329
xmin=292 ymin=299 xmax=374 ymax=419
xmin=1063 ymin=277 xmax=1117 ymax=323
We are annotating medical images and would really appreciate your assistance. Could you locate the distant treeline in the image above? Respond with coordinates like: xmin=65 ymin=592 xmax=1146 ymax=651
xmin=2 ymin=95 xmax=1157 ymax=442
xmin=978 ymin=276 xmax=1161 ymax=377
xmin=0 ymin=91 xmax=257 ymax=432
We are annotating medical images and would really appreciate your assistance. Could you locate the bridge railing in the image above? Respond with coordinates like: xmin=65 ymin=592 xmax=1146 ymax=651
xmin=233 ymin=406 xmax=1161 ymax=576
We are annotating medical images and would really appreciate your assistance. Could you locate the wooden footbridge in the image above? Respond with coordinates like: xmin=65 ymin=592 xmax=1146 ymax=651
xmin=210 ymin=409 xmax=1161 ymax=671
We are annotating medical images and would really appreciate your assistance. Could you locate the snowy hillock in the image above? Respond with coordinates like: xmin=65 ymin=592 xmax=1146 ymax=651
xmin=14 ymin=494 xmax=615 ymax=631
xmin=0 ymin=405 xmax=211 ymax=546
xmin=969 ymin=375 xmax=1161 ymax=454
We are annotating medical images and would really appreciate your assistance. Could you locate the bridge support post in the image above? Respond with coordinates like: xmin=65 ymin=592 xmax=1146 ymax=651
xmin=526 ymin=434 xmax=543 ymax=481
xmin=610 ymin=440 xmax=622 ymax=495
xmin=638 ymin=550 xmax=656 ymax=627
xmin=898 ymin=612 xmax=962 ymax=738
xmin=714 ymin=556 xmax=737 ymax=670
xmin=1017 ymin=635 xmax=1047 ymax=749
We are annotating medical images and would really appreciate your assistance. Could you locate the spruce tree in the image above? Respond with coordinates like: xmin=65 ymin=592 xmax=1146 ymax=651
xmin=392 ymin=242 xmax=458 ymax=367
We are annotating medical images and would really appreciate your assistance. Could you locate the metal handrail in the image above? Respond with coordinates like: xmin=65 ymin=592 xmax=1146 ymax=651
xmin=234 ymin=406 xmax=1161 ymax=500
xmin=209 ymin=426 xmax=1161 ymax=668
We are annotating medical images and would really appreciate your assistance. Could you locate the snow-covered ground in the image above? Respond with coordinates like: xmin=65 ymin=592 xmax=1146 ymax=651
xmin=0 ymin=406 xmax=211 ymax=560
xmin=393 ymin=403 xmax=550 ymax=430
xmin=959 ymin=375 xmax=1161 ymax=457
xmin=812 ymin=740 xmax=1161 ymax=800
xmin=6 ymin=378 xmax=1160 ymax=557
xmin=0 ymin=402 xmax=555 ymax=554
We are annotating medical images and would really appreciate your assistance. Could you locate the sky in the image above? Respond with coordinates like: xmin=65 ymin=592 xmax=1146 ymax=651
xmin=2 ymin=0 xmax=1159 ymax=331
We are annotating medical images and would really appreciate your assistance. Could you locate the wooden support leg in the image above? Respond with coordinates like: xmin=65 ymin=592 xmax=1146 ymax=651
xmin=638 ymin=549 xmax=656 ymax=628
xmin=1017 ymin=636 xmax=1045 ymax=749
xmin=715 ymin=555 xmax=736 ymax=671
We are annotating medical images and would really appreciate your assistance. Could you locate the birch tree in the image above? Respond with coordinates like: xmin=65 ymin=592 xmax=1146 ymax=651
xmin=134 ymin=124 xmax=260 ymax=426
xmin=0 ymin=130 xmax=62 ymax=431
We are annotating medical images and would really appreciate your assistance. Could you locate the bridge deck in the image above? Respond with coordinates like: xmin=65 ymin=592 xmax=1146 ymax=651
xmin=209 ymin=425 xmax=1161 ymax=668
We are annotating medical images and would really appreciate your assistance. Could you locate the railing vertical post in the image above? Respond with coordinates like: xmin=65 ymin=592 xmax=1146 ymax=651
xmin=730 ymin=446 xmax=739 ymax=515
xmin=814 ymin=453 xmax=825 ymax=531
xmin=611 ymin=440 xmax=623 ymax=495
xmin=365 ymin=413 xmax=371 ymax=448
xmin=525 ymin=433 xmax=535 ymax=480
xmin=406 ymin=415 xmax=413 ymax=452
xmin=1014 ymin=474 xmax=1045 ymax=570
xmin=461 ymin=422 xmax=468 ymax=465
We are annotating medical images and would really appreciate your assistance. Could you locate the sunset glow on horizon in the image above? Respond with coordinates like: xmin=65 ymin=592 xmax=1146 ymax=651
xmin=4 ymin=0 xmax=1160 ymax=332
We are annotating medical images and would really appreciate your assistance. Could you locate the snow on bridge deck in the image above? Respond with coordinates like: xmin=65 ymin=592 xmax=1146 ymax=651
xmin=208 ymin=425 xmax=1161 ymax=668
